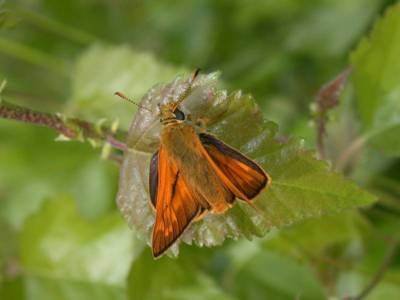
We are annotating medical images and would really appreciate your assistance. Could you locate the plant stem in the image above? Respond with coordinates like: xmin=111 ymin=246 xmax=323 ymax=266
xmin=314 ymin=67 xmax=352 ymax=160
xmin=351 ymin=239 xmax=399 ymax=300
xmin=335 ymin=135 xmax=367 ymax=172
xmin=0 ymin=99 xmax=127 ymax=148
xmin=0 ymin=100 xmax=74 ymax=136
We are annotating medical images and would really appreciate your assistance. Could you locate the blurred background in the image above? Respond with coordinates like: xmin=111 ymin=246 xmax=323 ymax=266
xmin=1 ymin=0 xmax=400 ymax=299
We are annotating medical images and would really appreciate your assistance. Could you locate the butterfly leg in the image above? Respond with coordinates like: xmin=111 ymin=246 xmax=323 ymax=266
xmin=192 ymin=208 xmax=208 ymax=222
xmin=211 ymin=201 xmax=232 ymax=214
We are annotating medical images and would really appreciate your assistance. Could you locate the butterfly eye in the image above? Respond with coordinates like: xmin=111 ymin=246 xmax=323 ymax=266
xmin=174 ymin=109 xmax=185 ymax=120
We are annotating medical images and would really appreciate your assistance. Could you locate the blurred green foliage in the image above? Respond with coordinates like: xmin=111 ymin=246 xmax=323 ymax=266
xmin=1 ymin=0 xmax=400 ymax=299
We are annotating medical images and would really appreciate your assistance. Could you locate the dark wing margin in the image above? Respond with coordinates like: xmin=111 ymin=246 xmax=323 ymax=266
xmin=149 ymin=151 xmax=159 ymax=208
xmin=152 ymin=146 xmax=206 ymax=258
xmin=199 ymin=133 xmax=270 ymax=200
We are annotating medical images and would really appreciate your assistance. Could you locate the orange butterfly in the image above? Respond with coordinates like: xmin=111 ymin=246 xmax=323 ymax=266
xmin=146 ymin=70 xmax=271 ymax=257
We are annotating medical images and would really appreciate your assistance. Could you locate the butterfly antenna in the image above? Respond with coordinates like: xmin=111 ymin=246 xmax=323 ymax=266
xmin=174 ymin=68 xmax=201 ymax=109
xmin=191 ymin=68 xmax=201 ymax=83
xmin=114 ymin=92 xmax=152 ymax=112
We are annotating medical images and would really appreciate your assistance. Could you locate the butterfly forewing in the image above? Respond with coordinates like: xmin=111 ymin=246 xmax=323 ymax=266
xmin=152 ymin=146 xmax=205 ymax=257
xmin=199 ymin=133 xmax=270 ymax=201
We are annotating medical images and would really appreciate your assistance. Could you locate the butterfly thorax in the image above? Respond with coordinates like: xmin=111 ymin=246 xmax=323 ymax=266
xmin=160 ymin=123 xmax=233 ymax=213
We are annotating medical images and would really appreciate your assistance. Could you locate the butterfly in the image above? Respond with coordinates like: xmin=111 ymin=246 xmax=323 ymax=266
xmin=146 ymin=70 xmax=271 ymax=257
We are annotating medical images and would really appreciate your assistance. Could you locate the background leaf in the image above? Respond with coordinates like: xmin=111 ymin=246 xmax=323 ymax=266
xmin=66 ymin=44 xmax=186 ymax=129
xmin=127 ymin=251 xmax=234 ymax=300
xmin=19 ymin=196 xmax=140 ymax=285
xmin=227 ymin=245 xmax=326 ymax=300
xmin=351 ymin=4 xmax=400 ymax=156
xmin=0 ymin=275 xmax=126 ymax=300
xmin=263 ymin=212 xmax=364 ymax=260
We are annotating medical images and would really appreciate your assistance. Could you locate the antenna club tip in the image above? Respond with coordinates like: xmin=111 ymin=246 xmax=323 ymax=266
xmin=192 ymin=68 xmax=201 ymax=81
xmin=115 ymin=91 xmax=130 ymax=101
xmin=114 ymin=91 xmax=153 ymax=113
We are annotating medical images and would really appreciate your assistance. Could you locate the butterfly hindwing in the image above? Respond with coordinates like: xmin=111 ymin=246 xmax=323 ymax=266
xmin=152 ymin=146 xmax=205 ymax=258
xmin=199 ymin=133 xmax=270 ymax=201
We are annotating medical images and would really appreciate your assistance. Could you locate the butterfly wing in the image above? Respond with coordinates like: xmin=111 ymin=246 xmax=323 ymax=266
xmin=199 ymin=133 xmax=270 ymax=201
xmin=152 ymin=146 xmax=205 ymax=258
xmin=149 ymin=151 xmax=158 ymax=209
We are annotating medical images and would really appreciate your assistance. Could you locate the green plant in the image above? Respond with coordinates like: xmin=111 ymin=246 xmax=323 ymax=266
xmin=1 ymin=1 xmax=400 ymax=299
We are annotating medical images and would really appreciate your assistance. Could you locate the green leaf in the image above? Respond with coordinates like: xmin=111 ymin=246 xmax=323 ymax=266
xmin=66 ymin=44 xmax=186 ymax=129
xmin=263 ymin=212 xmax=364 ymax=260
xmin=0 ymin=219 xmax=17 ymax=283
xmin=366 ymin=280 xmax=400 ymax=300
xmin=0 ymin=275 xmax=126 ymax=300
xmin=0 ymin=4 xmax=19 ymax=30
xmin=69 ymin=159 xmax=118 ymax=219
xmin=127 ymin=251 xmax=234 ymax=300
xmin=335 ymin=270 xmax=400 ymax=300
xmin=351 ymin=4 xmax=400 ymax=155
xmin=334 ymin=229 xmax=400 ymax=299
xmin=19 ymin=196 xmax=141 ymax=288
xmin=0 ymin=123 xmax=118 ymax=228
xmin=285 ymin=0 xmax=380 ymax=56
xmin=117 ymin=72 xmax=376 ymax=256
xmin=227 ymin=244 xmax=326 ymax=300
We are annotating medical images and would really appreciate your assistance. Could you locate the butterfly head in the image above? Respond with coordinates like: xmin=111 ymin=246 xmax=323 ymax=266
xmin=158 ymin=102 xmax=185 ymax=125
xmin=158 ymin=68 xmax=200 ymax=125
